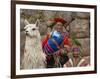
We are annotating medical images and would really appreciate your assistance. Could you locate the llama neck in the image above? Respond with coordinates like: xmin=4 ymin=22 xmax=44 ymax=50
xmin=25 ymin=32 xmax=44 ymax=60
xmin=25 ymin=33 xmax=41 ymax=48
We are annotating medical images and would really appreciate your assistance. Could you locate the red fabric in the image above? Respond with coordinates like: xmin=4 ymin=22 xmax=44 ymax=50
xmin=42 ymin=34 xmax=50 ymax=47
xmin=63 ymin=37 xmax=69 ymax=45
xmin=54 ymin=18 xmax=67 ymax=24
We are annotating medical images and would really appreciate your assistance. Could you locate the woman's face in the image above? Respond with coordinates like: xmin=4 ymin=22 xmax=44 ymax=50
xmin=55 ymin=22 xmax=63 ymax=32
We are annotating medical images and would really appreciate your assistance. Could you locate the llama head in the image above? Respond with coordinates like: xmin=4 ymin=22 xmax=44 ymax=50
xmin=24 ymin=19 xmax=40 ymax=38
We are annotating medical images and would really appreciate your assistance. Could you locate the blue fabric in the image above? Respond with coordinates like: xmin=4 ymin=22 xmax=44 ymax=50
xmin=48 ymin=38 xmax=58 ymax=51
xmin=48 ymin=31 xmax=63 ymax=52
xmin=51 ymin=31 xmax=63 ymax=45
xmin=43 ymin=31 xmax=69 ymax=55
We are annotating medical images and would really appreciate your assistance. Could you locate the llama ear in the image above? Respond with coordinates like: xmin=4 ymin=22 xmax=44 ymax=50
xmin=24 ymin=19 xmax=29 ymax=25
xmin=35 ymin=19 xmax=39 ymax=27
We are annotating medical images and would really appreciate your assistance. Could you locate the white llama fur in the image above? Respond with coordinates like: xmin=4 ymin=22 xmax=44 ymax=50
xmin=21 ymin=19 xmax=46 ymax=69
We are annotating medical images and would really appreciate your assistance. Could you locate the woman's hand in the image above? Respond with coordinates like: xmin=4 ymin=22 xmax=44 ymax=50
xmin=64 ymin=45 xmax=71 ymax=53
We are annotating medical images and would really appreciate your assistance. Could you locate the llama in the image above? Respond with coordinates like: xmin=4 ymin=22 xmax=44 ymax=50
xmin=21 ymin=19 xmax=46 ymax=69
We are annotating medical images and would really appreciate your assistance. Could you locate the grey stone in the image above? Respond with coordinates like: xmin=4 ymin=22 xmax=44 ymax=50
xmin=38 ymin=22 xmax=47 ymax=35
xmin=72 ymin=12 xmax=90 ymax=19
xmin=20 ymin=31 xmax=26 ymax=63
xmin=69 ymin=18 xmax=90 ymax=38
xmin=43 ymin=11 xmax=57 ymax=20
xmin=76 ymin=38 xmax=90 ymax=57
xmin=56 ymin=11 xmax=73 ymax=25
xmin=20 ymin=18 xmax=25 ymax=30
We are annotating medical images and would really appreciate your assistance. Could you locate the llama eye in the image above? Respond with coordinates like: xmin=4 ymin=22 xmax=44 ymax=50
xmin=24 ymin=28 xmax=26 ymax=30
xmin=32 ymin=28 xmax=36 ymax=30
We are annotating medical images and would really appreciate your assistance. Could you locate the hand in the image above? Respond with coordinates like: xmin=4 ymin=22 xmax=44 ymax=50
xmin=64 ymin=45 xmax=71 ymax=52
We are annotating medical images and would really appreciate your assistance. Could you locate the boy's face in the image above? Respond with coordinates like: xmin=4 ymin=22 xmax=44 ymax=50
xmin=73 ymin=51 xmax=79 ymax=58
xmin=55 ymin=22 xmax=63 ymax=32
xmin=73 ymin=45 xmax=80 ymax=58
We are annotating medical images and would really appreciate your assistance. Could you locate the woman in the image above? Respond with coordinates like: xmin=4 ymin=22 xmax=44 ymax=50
xmin=42 ymin=18 xmax=71 ymax=68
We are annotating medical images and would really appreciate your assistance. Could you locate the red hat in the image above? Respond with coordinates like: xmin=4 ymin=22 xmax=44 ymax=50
xmin=46 ymin=18 xmax=67 ymax=27
xmin=54 ymin=18 xmax=67 ymax=24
